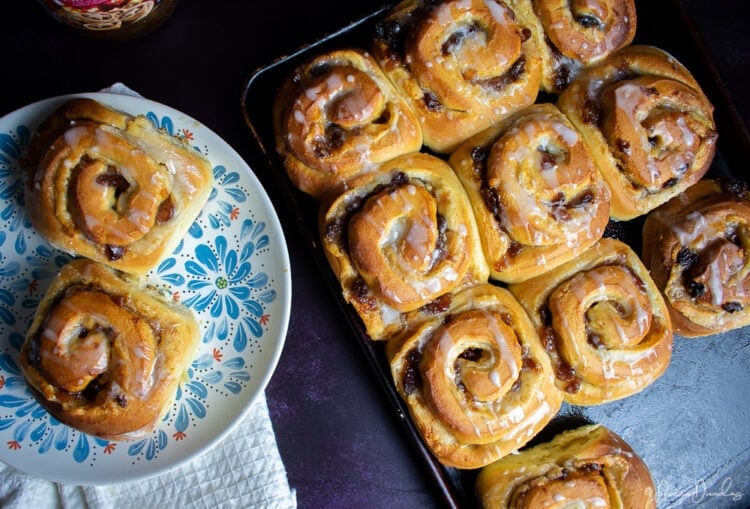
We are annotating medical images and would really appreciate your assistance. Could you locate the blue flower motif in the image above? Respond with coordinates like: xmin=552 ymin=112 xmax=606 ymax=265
xmin=204 ymin=165 xmax=248 ymax=230
xmin=0 ymin=105 xmax=284 ymax=473
xmin=172 ymin=379 xmax=207 ymax=435
xmin=0 ymin=127 xmax=28 ymax=167
xmin=9 ymin=245 xmax=74 ymax=313
xmin=145 ymin=112 xmax=175 ymax=136
xmin=183 ymin=235 xmax=266 ymax=351
xmin=0 ymin=127 xmax=30 ymax=234
xmin=25 ymin=244 xmax=73 ymax=276
xmin=182 ymin=219 xmax=275 ymax=351
xmin=0 ymin=350 xmax=72 ymax=457
xmin=0 ymin=261 xmax=21 ymax=279
xmin=0 ymin=350 xmax=27 ymax=393
xmin=188 ymin=353 xmax=251 ymax=398
xmin=127 ymin=430 xmax=168 ymax=461
xmin=222 ymin=356 xmax=252 ymax=395
xmin=155 ymin=257 xmax=186 ymax=287
xmin=183 ymin=234 xmax=248 ymax=318
xmin=0 ymin=289 xmax=16 ymax=326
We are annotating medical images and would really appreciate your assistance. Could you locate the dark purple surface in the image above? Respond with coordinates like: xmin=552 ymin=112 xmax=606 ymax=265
xmin=2 ymin=2 xmax=749 ymax=508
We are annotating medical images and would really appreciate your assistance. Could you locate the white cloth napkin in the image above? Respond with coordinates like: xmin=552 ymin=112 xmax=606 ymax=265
xmin=0 ymin=84 xmax=297 ymax=509
xmin=0 ymin=394 xmax=297 ymax=509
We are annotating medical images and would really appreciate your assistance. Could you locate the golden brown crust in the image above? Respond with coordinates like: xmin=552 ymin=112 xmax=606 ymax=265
xmin=319 ymin=152 xmax=489 ymax=340
xmin=372 ymin=0 xmax=542 ymax=153
xmin=508 ymin=238 xmax=673 ymax=406
xmin=19 ymin=259 xmax=201 ymax=441
xmin=273 ymin=48 xmax=422 ymax=199
xmin=642 ymin=179 xmax=750 ymax=337
xmin=387 ymin=284 xmax=563 ymax=469
xmin=475 ymin=424 xmax=656 ymax=509
xmin=26 ymin=98 xmax=130 ymax=170
xmin=24 ymin=98 xmax=214 ymax=275
xmin=557 ymin=45 xmax=717 ymax=220
xmin=450 ymin=103 xmax=610 ymax=284
xmin=512 ymin=0 xmax=636 ymax=92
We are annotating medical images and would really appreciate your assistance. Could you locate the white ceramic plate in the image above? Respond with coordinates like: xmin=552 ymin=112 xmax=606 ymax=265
xmin=0 ymin=92 xmax=291 ymax=485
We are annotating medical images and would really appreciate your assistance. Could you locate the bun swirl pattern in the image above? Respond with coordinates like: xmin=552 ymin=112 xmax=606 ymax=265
xmin=475 ymin=424 xmax=656 ymax=508
xmin=25 ymin=98 xmax=214 ymax=274
xmin=450 ymin=103 xmax=610 ymax=284
xmin=319 ymin=153 xmax=489 ymax=340
xmin=372 ymin=0 xmax=542 ymax=153
xmin=388 ymin=284 xmax=562 ymax=468
xmin=642 ymin=179 xmax=750 ymax=337
xmin=517 ymin=0 xmax=636 ymax=92
xmin=273 ymin=48 xmax=422 ymax=199
xmin=20 ymin=259 xmax=201 ymax=441
xmin=509 ymin=238 xmax=673 ymax=405
xmin=557 ymin=45 xmax=717 ymax=220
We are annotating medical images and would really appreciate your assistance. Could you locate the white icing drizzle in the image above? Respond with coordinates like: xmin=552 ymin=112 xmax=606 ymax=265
xmin=553 ymin=120 xmax=580 ymax=146
xmin=614 ymin=83 xmax=661 ymax=183
xmin=670 ymin=211 xmax=710 ymax=247
xmin=63 ymin=125 xmax=89 ymax=148
xmin=304 ymin=84 xmax=322 ymax=100
xmin=484 ymin=311 xmax=519 ymax=381
xmin=325 ymin=73 xmax=343 ymax=91
xmin=602 ymin=356 xmax=616 ymax=380
xmin=489 ymin=369 xmax=502 ymax=388
xmin=435 ymin=3 xmax=453 ymax=26
xmin=126 ymin=209 xmax=153 ymax=233
xmin=423 ymin=277 xmax=443 ymax=293
xmin=507 ymin=144 xmax=529 ymax=162
xmin=522 ymin=401 xmax=551 ymax=432
xmin=506 ymin=406 xmax=525 ymax=424
xmin=378 ymin=302 xmax=401 ymax=325
xmin=83 ymin=213 xmax=101 ymax=231
xmin=483 ymin=0 xmax=510 ymax=27
xmin=707 ymin=257 xmax=725 ymax=306
xmin=443 ymin=267 xmax=459 ymax=282
xmin=676 ymin=116 xmax=696 ymax=148
xmin=650 ymin=120 xmax=674 ymax=145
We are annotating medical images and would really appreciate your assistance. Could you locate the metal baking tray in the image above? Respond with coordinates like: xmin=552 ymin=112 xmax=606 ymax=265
xmin=240 ymin=1 xmax=750 ymax=507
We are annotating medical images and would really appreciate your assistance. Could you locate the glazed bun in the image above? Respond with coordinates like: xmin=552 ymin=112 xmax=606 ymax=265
xmin=25 ymin=98 xmax=214 ymax=274
xmin=20 ymin=259 xmax=201 ymax=441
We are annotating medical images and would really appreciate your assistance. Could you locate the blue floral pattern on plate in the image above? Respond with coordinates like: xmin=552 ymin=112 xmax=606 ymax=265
xmin=0 ymin=93 xmax=290 ymax=484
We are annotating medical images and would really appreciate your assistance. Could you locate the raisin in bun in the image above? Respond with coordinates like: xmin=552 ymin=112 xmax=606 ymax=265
xmin=509 ymin=238 xmax=673 ymax=405
xmin=557 ymin=45 xmax=717 ymax=220
xmin=515 ymin=0 xmax=637 ymax=93
xmin=450 ymin=103 xmax=610 ymax=284
xmin=642 ymin=179 xmax=750 ymax=337
xmin=273 ymin=48 xmax=422 ymax=200
xmin=372 ymin=0 xmax=543 ymax=153
xmin=476 ymin=424 xmax=657 ymax=508
xmin=319 ymin=152 xmax=489 ymax=340
xmin=25 ymin=97 xmax=214 ymax=274
xmin=388 ymin=284 xmax=562 ymax=468
xmin=20 ymin=259 xmax=201 ymax=441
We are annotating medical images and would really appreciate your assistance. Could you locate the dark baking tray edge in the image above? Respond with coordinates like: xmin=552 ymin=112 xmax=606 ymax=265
xmin=239 ymin=2 xmax=750 ymax=508
xmin=240 ymin=5 xmax=471 ymax=508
